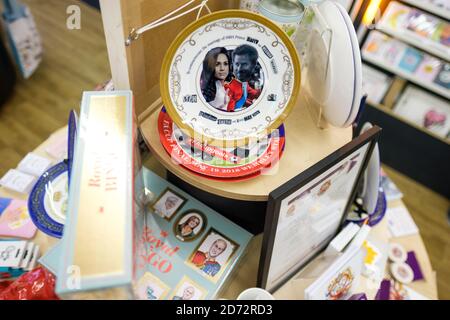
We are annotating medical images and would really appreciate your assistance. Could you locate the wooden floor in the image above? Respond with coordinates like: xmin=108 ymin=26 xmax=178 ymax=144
xmin=0 ymin=0 xmax=449 ymax=299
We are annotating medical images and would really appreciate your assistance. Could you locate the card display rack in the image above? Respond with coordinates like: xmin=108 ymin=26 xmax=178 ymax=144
xmin=376 ymin=25 xmax=449 ymax=63
xmin=359 ymin=0 xmax=449 ymax=197
xmin=401 ymin=0 xmax=450 ymax=21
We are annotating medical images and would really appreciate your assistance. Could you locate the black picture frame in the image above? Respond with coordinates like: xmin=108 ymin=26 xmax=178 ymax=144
xmin=257 ymin=126 xmax=382 ymax=293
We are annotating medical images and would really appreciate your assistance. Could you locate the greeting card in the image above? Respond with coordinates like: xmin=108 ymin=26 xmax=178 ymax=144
xmin=0 ymin=197 xmax=37 ymax=239
xmin=398 ymin=47 xmax=423 ymax=73
xmin=433 ymin=63 xmax=450 ymax=89
xmin=394 ymin=85 xmax=450 ymax=138
xmin=414 ymin=55 xmax=442 ymax=82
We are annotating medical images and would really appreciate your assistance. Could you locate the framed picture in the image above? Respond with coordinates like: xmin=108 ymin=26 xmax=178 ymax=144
xmin=186 ymin=228 xmax=239 ymax=283
xmin=150 ymin=187 xmax=187 ymax=220
xmin=257 ymin=126 xmax=381 ymax=292
xmin=173 ymin=210 xmax=207 ymax=242
xmin=134 ymin=272 xmax=171 ymax=300
xmin=170 ymin=276 xmax=208 ymax=300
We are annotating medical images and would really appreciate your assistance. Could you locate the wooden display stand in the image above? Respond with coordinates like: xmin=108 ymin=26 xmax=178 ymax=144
xmin=99 ymin=0 xmax=352 ymax=233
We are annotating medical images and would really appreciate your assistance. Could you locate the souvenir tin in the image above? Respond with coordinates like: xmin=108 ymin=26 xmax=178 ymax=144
xmin=160 ymin=10 xmax=300 ymax=147
xmin=258 ymin=0 xmax=305 ymax=38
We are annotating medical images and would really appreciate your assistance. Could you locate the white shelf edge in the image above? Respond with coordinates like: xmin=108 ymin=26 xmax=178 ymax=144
xmin=376 ymin=25 xmax=450 ymax=62
xmin=401 ymin=0 xmax=450 ymax=21
xmin=362 ymin=53 xmax=450 ymax=100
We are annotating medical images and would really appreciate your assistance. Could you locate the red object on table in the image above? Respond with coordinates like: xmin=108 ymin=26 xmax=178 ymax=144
xmin=0 ymin=267 xmax=59 ymax=300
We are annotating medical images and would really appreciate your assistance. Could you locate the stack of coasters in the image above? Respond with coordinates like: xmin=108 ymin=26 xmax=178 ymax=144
xmin=0 ymin=240 xmax=40 ymax=279
xmin=388 ymin=242 xmax=424 ymax=284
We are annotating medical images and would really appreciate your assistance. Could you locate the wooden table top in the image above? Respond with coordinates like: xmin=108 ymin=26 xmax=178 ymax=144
xmin=0 ymin=127 xmax=438 ymax=300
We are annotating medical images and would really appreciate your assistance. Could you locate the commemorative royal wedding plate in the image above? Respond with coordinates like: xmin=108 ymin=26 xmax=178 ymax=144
xmin=160 ymin=10 xmax=300 ymax=146
xmin=158 ymin=107 xmax=285 ymax=180
xmin=28 ymin=111 xmax=77 ymax=238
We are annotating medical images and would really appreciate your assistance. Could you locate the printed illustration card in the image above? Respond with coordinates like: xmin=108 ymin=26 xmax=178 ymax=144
xmin=0 ymin=197 xmax=37 ymax=239
xmin=0 ymin=240 xmax=27 ymax=268
xmin=304 ymin=245 xmax=366 ymax=300
xmin=134 ymin=168 xmax=253 ymax=300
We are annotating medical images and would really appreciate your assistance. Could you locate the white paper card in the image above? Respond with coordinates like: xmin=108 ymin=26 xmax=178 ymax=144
xmin=0 ymin=240 xmax=28 ymax=268
xmin=386 ymin=206 xmax=419 ymax=237
xmin=18 ymin=152 xmax=52 ymax=177
xmin=45 ymin=134 xmax=68 ymax=160
xmin=0 ymin=169 xmax=36 ymax=194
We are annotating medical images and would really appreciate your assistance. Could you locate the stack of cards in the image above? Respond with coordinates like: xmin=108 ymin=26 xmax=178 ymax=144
xmin=0 ymin=240 xmax=40 ymax=279
xmin=0 ymin=152 xmax=54 ymax=194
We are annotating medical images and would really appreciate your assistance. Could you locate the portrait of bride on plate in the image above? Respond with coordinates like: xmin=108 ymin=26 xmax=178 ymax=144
xmin=200 ymin=45 xmax=262 ymax=112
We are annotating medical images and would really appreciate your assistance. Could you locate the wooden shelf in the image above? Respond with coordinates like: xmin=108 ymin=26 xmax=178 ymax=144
xmin=376 ymin=24 xmax=450 ymax=62
xmin=362 ymin=53 xmax=450 ymax=100
xmin=139 ymin=94 xmax=352 ymax=202
xmin=401 ymin=0 xmax=450 ymax=21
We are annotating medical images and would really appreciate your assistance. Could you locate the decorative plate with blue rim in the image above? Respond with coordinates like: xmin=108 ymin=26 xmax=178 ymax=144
xmin=67 ymin=110 xmax=77 ymax=186
xmin=28 ymin=160 xmax=68 ymax=238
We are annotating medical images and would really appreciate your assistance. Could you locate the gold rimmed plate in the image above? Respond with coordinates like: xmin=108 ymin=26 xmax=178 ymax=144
xmin=160 ymin=10 xmax=301 ymax=146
